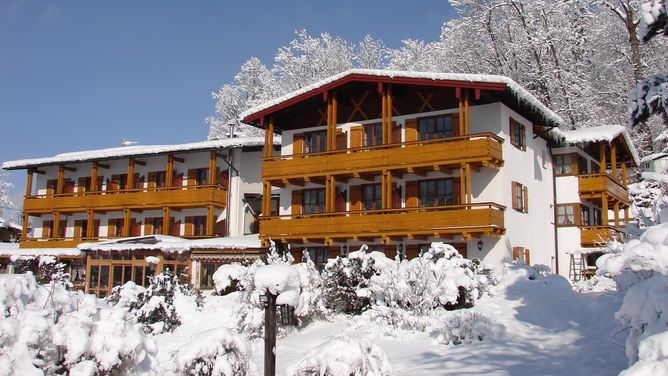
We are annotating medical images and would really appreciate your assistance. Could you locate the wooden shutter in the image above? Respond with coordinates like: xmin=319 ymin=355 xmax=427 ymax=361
xmin=144 ymin=219 xmax=154 ymax=235
xmin=134 ymin=173 xmax=142 ymax=189
xmin=523 ymin=185 xmax=529 ymax=213
xmin=217 ymin=168 xmax=230 ymax=187
xmin=392 ymin=124 xmax=402 ymax=143
xmin=524 ymin=249 xmax=531 ymax=265
xmin=46 ymin=179 xmax=57 ymax=196
xmin=108 ymin=176 xmax=119 ymax=191
xmin=453 ymin=178 xmax=462 ymax=204
xmin=451 ymin=113 xmax=460 ymax=136
xmin=74 ymin=220 xmax=84 ymax=239
xmin=107 ymin=220 xmax=116 ymax=238
xmin=93 ymin=220 xmax=100 ymax=237
xmin=293 ymin=133 xmax=304 ymax=156
xmin=512 ymin=246 xmax=522 ymax=261
xmin=187 ymin=169 xmax=197 ymax=187
xmin=405 ymin=181 xmax=419 ymax=208
xmin=291 ymin=190 xmax=303 ymax=215
xmin=392 ymin=184 xmax=401 ymax=209
xmin=349 ymin=185 xmax=362 ymax=212
xmin=520 ymin=124 xmax=527 ymax=151
xmin=42 ymin=221 xmax=53 ymax=239
xmin=213 ymin=219 xmax=226 ymax=236
xmin=77 ymin=177 xmax=88 ymax=193
xmin=63 ymin=179 xmax=74 ymax=194
xmin=184 ymin=216 xmax=193 ymax=236
xmin=170 ymin=219 xmax=180 ymax=236
xmin=173 ymin=173 xmax=184 ymax=188
xmin=405 ymin=119 xmax=418 ymax=142
xmin=509 ymin=119 xmax=517 ymax=147
xmin=130 ymin=219 xmax=141 ymax=236
xmin=58 ymin=220 xmax=67 ymax=238
xmin=95 ymin=177 xmax=103 ymax=191
xmin=350 ymin=126 xmax=363 ymax=149
xmin=336 ymin=129 xmax=347 ymax=150
xmin=511 ymin=182 xmax=518 ymax=211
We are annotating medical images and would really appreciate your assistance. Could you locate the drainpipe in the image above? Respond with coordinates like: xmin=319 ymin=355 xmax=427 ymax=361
xmin=549 ymin=145 xmax=560 ymax=275
xmin=218 ymin=148 xmax=239 ymax=237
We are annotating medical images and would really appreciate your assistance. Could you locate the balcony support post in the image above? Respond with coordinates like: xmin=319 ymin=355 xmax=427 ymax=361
xmin=599 ymin=143 xmax=606 ymax=173
xmin=381 ymin=171 xmax=392 ymax=209
xmin=613 ymin=202 xmax=620 ymax=228
xmin=332 ymin=93 xmax=338 ymax=150
xmin=262 ymin=182 xmax=272 ymax=216
xmin=57 ymin=165 xmax=65 ymax=194
xmin=21 ymin=212 xmax=29 ymax=241
xmin=464 ymin=89 xmax=470 ymax=135
xmin=326 ymin=176 xmax=336 ymax=212
xmin=91 ymin=163 xmax=98 ymax=193
xmin=265 ymin=118 xmax=275 ymax=158
xmin=624 ymin=207 xmax=630 ymax=225
xmin=206 ymin=205 xmax=214 ymax=236
xmin=166 ymin=154 xmax=174 ymax=187
xmin=86 ymin=210 xmax=94 ymax=239
xmin=611 ymin=143 xmax=617 ymax=179
xmin=459 ymin=165 xmax=467 ymax=204
xmin=53 ymin=211 xmax=61 ymax=239
xmin=123 ymin=209 xmax=131 ymax=237
xmin=127 ymin=158 xmax=135 ymax=189
xmin=25 ymin=168 xmax=33 ymax=197
xmin=209 ymin=150 xmax=217 ymax=185
xmin=466 ymin=163 xmax=472 ymax=204
xmin=458 ymin=91 xmax=464 ymax=135
xmin=386 ymin=85 xmax=392 ymax=144
xmin=601 ymin=193 xmax=609 ymax=226
xmin=162 ymin=207 xmax=170 ymax=236
xmin=621 ymin=161 xmax=627 ymax=185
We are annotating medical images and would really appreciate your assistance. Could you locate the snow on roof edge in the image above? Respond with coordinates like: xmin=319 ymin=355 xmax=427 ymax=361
xmin=549 ymin=125 xmax=640 ymax=167
xmin=78 ymin=234 xmax=263 ymax=253
xmin=241 ymin=69 xmax=565 ymax=128
xmin=2 ymin=136 xmax=280 ymax=170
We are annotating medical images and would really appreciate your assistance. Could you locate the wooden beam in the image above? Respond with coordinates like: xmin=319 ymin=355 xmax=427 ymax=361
xmin=417 ymin=92 xmax=434 ymax=112
xmin=381 ymin=87 xmax=388 ymax=145
xmin=25 ymin=169 xmax=33 ymax=197
xmin=599 ymin=143 xmax=606 ymax=173
xmin=621 ymin=162 xmax=627 ymax=185
xmin=347 ymin=90 xmax=370 ymax=122
xmin=62 ymin=166 xmax=77 ymax=172
xmin=466 ymin=163 xmax=472 ymax=204
xmin=56 ymin=165 xmax=65 ymax=194
xmin=206 ymin=205 xmax=214 ymax=236
xmin=458 ymin=94 xmax=464 ymax=135
xmin=123 ymin=209 xmax=131 ymax=237
xmin=90 ymin=163 xmax=98 ymax=193
xmin=172 ymin=156 xmax=185 ymax=163
xmin=406 ymin=167 xmax=426 ymax=177
xmin=611 ymin=143 xmax=618 ymax=178
xmin=33 ymin=169 xmax=46 ymax=175
xmin=209 ymin=150 xmax=217 ymax=185
xmin=127 ymin=159 xmax=135 ymax=189
xmin=386 ymin=85 xmax=393 ymax=145
xmin=613 ymin=202 xmax=620 ymax=228
xmin=53 ymin=211 xmax=61 ymax=239
xmin=352 ymin=172 xmax=375 ymax=182
xmin=601 ymin=193 xmax=609 ymax=225
xmin=133 ymin=159 xmax=146 ymax=166
xmin=21 ymin=212 xmax=29 ymax=240
xmin=460 ymin=165 xmax=466 ymax=204
xmin=96 ymin=162 xmax=110 ymax=169
xmin=304 ymin=176 xmax=326 ymax=185
xmin=166 ymin=154 xmax=174 ymax=187
xmin=464 ymin=90 xmax=471 ymax=135
xmin=162 ymin=207 xmax=171 ymax=236
xmin=262 ymin=182 xmax=271 ymax=216
xmin=265 ymin=118 xmax=275 ymax=158
xmin=86 ymin=210 xmax=94 ymax=238
xmin=331 ymin=92 xmax=338 ymax=151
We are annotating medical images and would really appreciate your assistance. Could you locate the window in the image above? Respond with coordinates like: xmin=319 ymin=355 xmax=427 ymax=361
xmin=555 ymin=154 xmax=574 ymax=175
xmin=200 ymin=261 xmax=224 ymax=289
xmin=418 ymin=115 xmax=455 ymax=140
xmin=577 ymin=155 xmax=589 ymax=175
xmin=193 ymin=216 xmax=207 ymax=236
xmin=581 ymin=205 xmax=591 ymax=226
xmin=145 ymin=217 xmax=163 ymax=235
xmin=512 ymin=247 xmax=531 ymax=264
xmin=307 ymin=248 xmax=329 ymax=272
xmin=155 ymin=171 xmax=166 ymax=188
xmin=364 ymin=123 xmax=383 ymax=147
xmin=302 ymin=189 xmax=326 ymax=214
xmin=509 ymin=118 xmax=526 ymax=150
xmin=362 ymin=184 xmax=382 ymax=210
xmin=304 ymin=130 xmax=327 ymax=154
xmin=108 ymin=218 xmax=124 ymax=237
xmin=593 ymin=208 xmax=602 ymax=226
xmin=512 ymin=182 xmax=528 ymax=213
xmin=557 ymin=204 xmax=578 ymax=226
xmin=419 ymin=179 xmax=455 ymax=207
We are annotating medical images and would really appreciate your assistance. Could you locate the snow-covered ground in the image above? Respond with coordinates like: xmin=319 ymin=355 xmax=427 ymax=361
xmin=149 ymin=267 xmax=627 ymax=376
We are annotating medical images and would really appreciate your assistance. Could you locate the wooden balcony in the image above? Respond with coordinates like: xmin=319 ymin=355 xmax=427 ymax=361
xmin=23 ymin=185 xmax=227 ymax=214
xmin=580 ymin=226 xmax=622 ymax=247
xmin=578 ymin=173 xmax=629 ymax=205
xmin=263 ymin=133 xmax=503 ymax=183
xmin=19 ymin=237 xmax=98 ymax=249
xmin=260 ymin=203 xmax=505 ymax=244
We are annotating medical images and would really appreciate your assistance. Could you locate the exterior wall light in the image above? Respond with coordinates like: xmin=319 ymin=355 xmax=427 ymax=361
xmin=477 ymin=240 xmax=484 ymax=251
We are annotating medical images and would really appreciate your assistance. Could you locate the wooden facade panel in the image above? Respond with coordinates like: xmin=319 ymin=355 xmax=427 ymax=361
xmin=23 ymin=186 xmax=227 ymax=214
xmin=262 ymin=134 xmax=503 ymax=181
xmin=260 ymin=205 xmax=504 ymax=240
xmin=578 ymin=174 xmax=629 ymax=205
xmin=580 ymin=226 xmax=621 ymax=246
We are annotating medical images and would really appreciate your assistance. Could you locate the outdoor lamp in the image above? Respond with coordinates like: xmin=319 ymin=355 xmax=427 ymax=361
xmin=477 ymin=240 xmax=484 ymax=251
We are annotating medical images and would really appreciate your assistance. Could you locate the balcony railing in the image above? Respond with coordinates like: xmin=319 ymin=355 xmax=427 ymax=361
xmin=19 ymin=236 xmax=100 ymax=249
xmin=260 ymin=202 xmax=505 ymax=242
xmin=262 ymin=133 xmax=504 ymax=182
xmin=578 ymin=173 xmax=629 ymax=204
xmin=580 ymin=225 xmax=623 ymax=247
xmin=23 ymin=184 xmax=227 ymax=214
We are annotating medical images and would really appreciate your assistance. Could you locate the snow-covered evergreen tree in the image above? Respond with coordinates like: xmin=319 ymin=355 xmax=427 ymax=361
xmin=321 ymin=251 xmax=376 ymax=315
xmin=0 ymin=172 xmax=15 ymax=218
xmin=129 ymin=271 xmax=181 ymax=334
xmin=356 ymin=34 xmax=388 ymax=69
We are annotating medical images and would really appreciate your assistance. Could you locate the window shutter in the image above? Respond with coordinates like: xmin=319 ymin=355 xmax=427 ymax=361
xmin=451 ymin=113 xmax=460 ymax=137
xmin=349 ymin=185 xmax=362 ymax=211
xmin=107 ymin=220 xmax=116 ymax=238
xmin=213 ymin=219 xmax=226 ymax=236
xmin=392 ymin=183 xmax=401 ymax=209
xmin=524 ymin=249 xmax=531 ymax=265
xmin=336 ymin=129 xmax=347 ymax=150
xmin=509 ymin=119 xmax=517 ymax=147
xmin=42 ymin=221 xmax=53 ymax=239
xmin=350 ymin=126 xmax=363 ymax=148
xmin=511 ymin=182 xmax=517 ymax=210
xmin=405 ymin=119 xmax=418 ymax=142
xmin=523 ymin=185 xmax=529 ymax=213
xmin=134 ymin=173 xmax=142 ymax=189
xmin=77 ymin=177 xmax=88 ymax=193
xmin=512 ymin=246 xmax=522 ymax=261
xmin=405 ymin=181 xmax=419 ymax=208
xmin=63 ymin=179 xmax=74 ymax=194
xmin=59 ymin=220 xmax=67 ymax=238
xmin=293 ymin=133 xmax=304 ymax=156
xmin=520 ymin=124 xmax=527 ymax=151
xmin=172 ymin=173 xmax=183 ymax=188
xmin=95 ymin=177 xmax=104 ymax=191
xmin=453 ymin=178 xmax=462 ymax=204
xmin=335 ymin=188 xmax=346 ymax=212
xmin=392 ymin=124 xmax=402 ymax=144
xmin=148 ymin=172 xmax=157 ymax=189
xmin=170 ymin=219 xmax=180 ymax=236
xmin=218 ymin=168 xmax=229 ymax=187
xmin=144 ymin=219 xmax=154 ymax=235
xmin=93 ymin=220 xmax=100 ymax=237
xmin=130 ymin=219 xmax=141 ymax=236
xmin=291 ymin=190 xmax=303 ymax=215
xmin=187 ymin=169 xmax=197 ymax=187
xmin=184 ymin=216 xmax=193 ymax=236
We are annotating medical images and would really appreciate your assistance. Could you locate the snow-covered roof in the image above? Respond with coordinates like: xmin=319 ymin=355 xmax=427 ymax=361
xmin=241 ymin=69 xmax=565 ymax=127
xmin=551 ymin=125 xmax=640 ymax=166
xmin=641 ymin=152 xmax=668 ymax=163
xmin=0 ymin=243 xmax=82 ymax=258
xmin=2 ymin=136 xmax=279 ymax=170
xmin=78 ymin=234 xmax=262 ymax=253
xmin=0 ymin=217 xmax=22 ymax=232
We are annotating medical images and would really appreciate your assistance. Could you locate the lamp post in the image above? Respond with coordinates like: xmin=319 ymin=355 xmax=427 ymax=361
xmin=259 ymin=289 xmax=277 ymax=376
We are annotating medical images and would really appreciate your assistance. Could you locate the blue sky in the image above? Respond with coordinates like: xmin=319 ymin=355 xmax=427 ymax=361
xmin=0 ymin=0 xmax=455 ymax=206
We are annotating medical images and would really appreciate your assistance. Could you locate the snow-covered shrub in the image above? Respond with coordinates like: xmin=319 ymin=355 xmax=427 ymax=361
xmin=212 ymin=263 xmax=249 ymax=295
xmin=322 ymin=250 xmax=376 ymax=314
xmin=431 ymin=310 xmax=506 ymax=345
xmin=129 ymin=271 xmax=181 ymax=334
xmin=0 ymin=274 xmax=155 ymax=375
xmin=620 ymin=330 xmax=668 ymax=375
xmin=615 ymin=274 xmax=668 ymax=365
xmin=286 ymin=335 xmax=393 ymax=376
xmin=105 ymin=281 xmax=146 ymax=308
xmin=629 ymin=180 xmax=668 ymax=228
xmin=176 ymin=328 xmax=258 ymax=376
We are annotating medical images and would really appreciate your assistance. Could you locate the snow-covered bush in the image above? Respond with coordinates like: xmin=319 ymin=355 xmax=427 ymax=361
xmin=105 ymin=281 xmax=146 ymax=308
xmin=321 ymin=250 xmax=376 ymax=314
xmin=629 ymin=180 xmax=668 ymax=228
xmin=615 ymin=274 xmax=668 ymax=365
xmin=129 ymin=271 xmax=181 ymax=334
xmin=620 ymin=330 xmax=668 ymax=375
xmin=176 ymin=328 xmax=258 ymax=376
xmin=212 ymin=263 xmax=249 ymax=295
xmin=286 ymin=335 xmax=393 ymax=376
xmin=0 ymin=274 xmax=155 ymax=375
xmin=431 ymin=310 xmax=506 ymax=346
